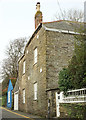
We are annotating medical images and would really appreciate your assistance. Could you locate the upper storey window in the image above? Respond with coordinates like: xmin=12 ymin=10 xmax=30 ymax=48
xmin=23 ymin=60 xmax=26 ymax=74
xmin=34 ymin=48 xmax=37 ymax=64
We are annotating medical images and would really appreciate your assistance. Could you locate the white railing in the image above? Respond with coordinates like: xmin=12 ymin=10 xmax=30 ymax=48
xmin=59 ymin=88 xmax=86 ymax=103
xmin=56 ymin=88 xmax=86 ymax=117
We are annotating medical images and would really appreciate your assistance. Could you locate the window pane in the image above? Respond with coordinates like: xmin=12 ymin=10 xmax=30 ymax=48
xmin=23 ymin=89 xmax=25 ymax=103
xmin=34 ymin=83 xmax=37 ymax=100
xmin=23 ymin=61 xmax=25 ymax=74
xmin=34 ymin=48 xmax=37 ymax=64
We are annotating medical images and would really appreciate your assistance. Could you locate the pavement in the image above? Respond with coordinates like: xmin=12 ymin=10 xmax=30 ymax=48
xmin=1 ymin=107 xmax=59 ymax=120
xmin=1 ymin=107 xmax=43 ymax=120
xmin=1 ymin=107 xmax=79 ymax=120
xmin=8 ymin=108 xmax=42 ymax=119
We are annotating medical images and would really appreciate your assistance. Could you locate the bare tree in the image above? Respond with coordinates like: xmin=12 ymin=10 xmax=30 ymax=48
xmin=55 ymin=9 xmax=84 ymax=22
xmin=1 ymin=37 xmax=27 ymax=89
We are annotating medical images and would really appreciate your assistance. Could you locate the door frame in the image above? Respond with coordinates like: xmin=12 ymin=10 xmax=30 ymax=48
xmin=14 ymin=91 xmax=19 ymax=110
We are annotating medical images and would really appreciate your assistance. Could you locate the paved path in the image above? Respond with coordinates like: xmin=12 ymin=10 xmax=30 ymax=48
xmin=0 ymin=107 xmax=41 ymax=120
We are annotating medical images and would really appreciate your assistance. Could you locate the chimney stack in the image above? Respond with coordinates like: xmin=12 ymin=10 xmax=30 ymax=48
xmin=35 ymin=2 xmax=43 ymax=29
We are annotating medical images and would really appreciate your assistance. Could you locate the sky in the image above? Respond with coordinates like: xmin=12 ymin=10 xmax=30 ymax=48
xmin=0 ymin=0 xmax=85 ymax=64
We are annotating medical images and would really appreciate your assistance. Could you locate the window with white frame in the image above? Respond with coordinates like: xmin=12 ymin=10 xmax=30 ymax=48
xmin=8 ymin=91 xmax=10 ymax=103
xmin=34 ymin=48 xmax=37 ymax=64
xmin=23 ymin=60 xmax=26 ymax=74
xmin=34 ymin=82 xmax=37 ymax=100
xmin=23 ymin=89 xmax=25 ymax=103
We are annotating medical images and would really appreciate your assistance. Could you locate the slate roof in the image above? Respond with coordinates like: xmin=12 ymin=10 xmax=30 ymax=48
xmin=43 ymin=20 xmax=84 ymax=32
xmin=20 ymin=20 xmax=85 ymax=62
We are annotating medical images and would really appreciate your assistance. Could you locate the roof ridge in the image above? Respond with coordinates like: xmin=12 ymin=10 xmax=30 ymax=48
xmin=42 ymin=20 xmax=63 ymax=24
xmin=42 ymin=20 xmax=84 ymax=24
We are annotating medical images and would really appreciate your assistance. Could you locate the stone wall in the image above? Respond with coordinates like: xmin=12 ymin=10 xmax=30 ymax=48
xmin=46 ymin=90 xmax=58 ymax=118
xmin=60 ymin=103 xmax=86 ymax=119
xmin=18 ymin=28 xmax=47 ymax=117
xmin=19 ymin=55 xmax=27 ymax=112
xmin=46 ymin=31 xmax=75 ymax=90
xmin=46 ymin=31 xmax=75 ymax=117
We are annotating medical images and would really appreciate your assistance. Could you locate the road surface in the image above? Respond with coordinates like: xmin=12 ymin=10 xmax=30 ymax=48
xmin=0 ymin=107 xmax=52 ymax=120
xmin=0 ymin=107 xmax=34 ymax=120
xmin=0 ymin=107 xmax=75 ymax=120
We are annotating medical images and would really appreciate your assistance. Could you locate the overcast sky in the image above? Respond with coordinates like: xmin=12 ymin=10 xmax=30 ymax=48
xmin=0 ymin=0 xmax=85 ymax=64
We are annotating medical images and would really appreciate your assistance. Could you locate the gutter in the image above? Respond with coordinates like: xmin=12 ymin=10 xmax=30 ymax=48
xmin=42 ymin=25 xmax=80 ymax=35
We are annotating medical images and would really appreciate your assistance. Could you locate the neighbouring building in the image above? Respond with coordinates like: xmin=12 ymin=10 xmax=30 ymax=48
xmin=7 ymin=80 xmax=13 ymax=108
xmin=15 ymin=2 xmax=84 ymax=118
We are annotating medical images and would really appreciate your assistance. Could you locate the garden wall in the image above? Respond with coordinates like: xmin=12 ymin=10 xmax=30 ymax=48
xmin=60 ymin=103 xmax=86 ymax=119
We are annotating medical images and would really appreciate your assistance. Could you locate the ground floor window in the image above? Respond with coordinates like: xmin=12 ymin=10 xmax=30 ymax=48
xmin=34 ymin=82 xmax=37 ymax=100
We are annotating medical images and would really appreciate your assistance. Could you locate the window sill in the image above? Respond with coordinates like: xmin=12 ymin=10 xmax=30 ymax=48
xmin=34 ymin=99 xmax=38 ymax=102
xmin=23 ymin=103 xmax=25 ymax=104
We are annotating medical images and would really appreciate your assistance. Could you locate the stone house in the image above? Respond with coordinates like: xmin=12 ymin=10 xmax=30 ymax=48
xmin=16 ymin=2 xmax=83 ymax=118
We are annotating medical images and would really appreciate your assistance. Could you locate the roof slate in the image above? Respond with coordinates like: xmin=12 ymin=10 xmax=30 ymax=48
xmin=43 ymin=20 xmax=84 ymax=32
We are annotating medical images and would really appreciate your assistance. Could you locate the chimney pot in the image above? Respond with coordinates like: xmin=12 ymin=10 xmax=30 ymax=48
xmin=36 ymin=2 xmax=40 ymax=12
xmin=37 ymin=2 xmax=40 ymax=5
